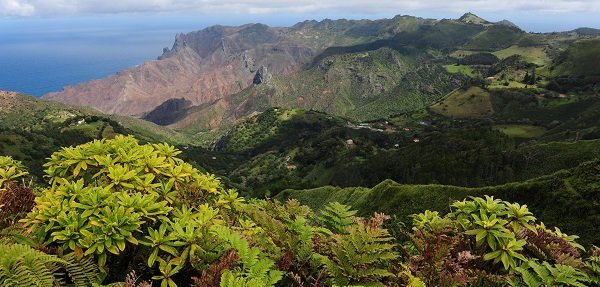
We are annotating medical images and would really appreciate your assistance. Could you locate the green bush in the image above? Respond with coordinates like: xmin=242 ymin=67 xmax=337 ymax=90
xmin=0 ymin=156 xmax=29 ymax=189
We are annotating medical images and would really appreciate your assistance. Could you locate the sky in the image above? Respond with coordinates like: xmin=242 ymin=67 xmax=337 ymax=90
xmin=1 ymin=0 xmax=599 ymax=32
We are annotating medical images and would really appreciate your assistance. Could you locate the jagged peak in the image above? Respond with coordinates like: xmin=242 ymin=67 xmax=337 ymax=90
xmin=458 ymin=12 xmax=489 ymax=25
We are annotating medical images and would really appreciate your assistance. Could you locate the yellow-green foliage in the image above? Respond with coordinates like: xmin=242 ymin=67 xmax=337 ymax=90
xmin=0 ymin=156 xmax=28 ymax=189
xmin=454 ymin=196 xmax=531 ymax=270
xmin=406 ymin=196 xmax=598 ymax=286
xmin=23 ymin=135 xmax=227 ymax=285
xmin=41 ymin=135 xmax=219 ymax=194
xmin=7 ymin=137 xmax=600 ymax=286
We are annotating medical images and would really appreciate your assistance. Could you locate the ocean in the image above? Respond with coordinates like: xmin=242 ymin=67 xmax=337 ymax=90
xmin=0 ymin=16 xmax=206 ymax=96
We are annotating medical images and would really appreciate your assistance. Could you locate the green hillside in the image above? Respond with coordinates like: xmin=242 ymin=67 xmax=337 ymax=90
xmin=277 ymin=158 xmax=600 ymax=246
xmin=547 ymin=39 xmax=600 ymax=93
xmin=493 ymin=45 xmax=550 ymax=66
xmin=464 ymin=25 xmax=524 ymax=51
xmin=2 ymin=12 xmax=600 ymax=286
xmin=551 ymin=39 xmax=600 ymax=77
xmin=149 ymin=15 xmax=600 ymax=139
xmin=431 ymin=86 xmax=493 ymax=118
xmin=180 ymin=98 xmax=600 ymax=198
xmin=0 ymin=92 xmax=189 ymax=178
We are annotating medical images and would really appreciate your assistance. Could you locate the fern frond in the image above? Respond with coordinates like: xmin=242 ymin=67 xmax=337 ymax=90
xmin=319 ymin=217 xmax=398 ymax=286
xmin=317 ymin=202 xmax=357 ymax=234
xmin=0 ymin=243 xmax=64 ymax=287
xmin=211 ymin=226 xmax=283 ymax=287
xmin=0 ymin=243 xmax=100 ymax=287
xmin=62 ymin=253 xmax=101 ymax=286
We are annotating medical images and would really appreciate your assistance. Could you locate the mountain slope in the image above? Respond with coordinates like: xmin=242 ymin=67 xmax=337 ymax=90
xmin=169 ymin=46 xmax=465 ymax=133
xmin=43 ymin=17 xmax=428 ymax=117
xmin=181 ymin=95 xmax=600 ymax=197
xmin=42 ymin=13 xmax=599 ymax=139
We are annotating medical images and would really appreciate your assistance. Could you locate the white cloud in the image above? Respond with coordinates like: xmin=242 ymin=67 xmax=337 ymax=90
xmin=1 ymin=0 xmax=599 ymax=17
xmin=0 ymin=0 xmax=35 ymax=16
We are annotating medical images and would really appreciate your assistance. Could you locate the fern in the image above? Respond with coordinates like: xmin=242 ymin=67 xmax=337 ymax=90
xmin=0 ymin=243 xmax=100 ymax=287
xmin=240 ymin=200 xmax=326 ymax=286
xmin=399 ymin=263 xmax=427 ymax=287
xmin=511 ymin=260 xmax=590 ymax=287
xmin=318 ymin=202 xmax=357 ymax=234
xmin=211 ymin=225 xmax=283 ymax=287
xmin=587 ymin=247 xmax=600 ymax=285
xmin=62 ymin=253 xmax=101 ymax=287
xmin=0 ymin=243 xmax=61 ymax=287
xmin=319 ymin=215 xmax=398 ymax=286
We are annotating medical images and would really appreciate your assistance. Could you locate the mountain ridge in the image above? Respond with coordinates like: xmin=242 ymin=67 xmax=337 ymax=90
xmin=44 ymin=15 xmax=424 ymax=117
xmin=42 ymin=13 xmax=597 ymax=137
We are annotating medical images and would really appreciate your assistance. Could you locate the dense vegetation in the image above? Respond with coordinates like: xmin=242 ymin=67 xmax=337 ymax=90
xmin=179 ymin=97 xmax=600 ymax=197
xmin=547 ymin=39 xmax=600 ymax=93
xmin=1 ymin=138 xmax=599 ymax=286
xmin=1 ymin=13 xmax=599 ymax=287
xmin=277 ymin=156 xmax=600 ymax=246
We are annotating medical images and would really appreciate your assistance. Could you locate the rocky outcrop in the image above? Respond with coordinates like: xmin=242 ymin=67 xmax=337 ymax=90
xmin=253 ymin=66 xmax=271 ymax=84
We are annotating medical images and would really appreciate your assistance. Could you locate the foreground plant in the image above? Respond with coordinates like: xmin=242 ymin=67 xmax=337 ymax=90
xmin=3 ymin=136 xmax=599 ymax=286
xmin=0 ymin=243 xmax=100 ymax=287
xmin=22 ymin=136 xmax=225 ymax=284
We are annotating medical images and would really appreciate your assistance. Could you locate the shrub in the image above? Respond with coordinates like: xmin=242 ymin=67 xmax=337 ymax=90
xmin=6 ymin=136 xmax=599 ymax=286
xmin=0 ymin=156 xmax=29 ymax=189
xmin=22 ymin=136 xmax=225 ymax=284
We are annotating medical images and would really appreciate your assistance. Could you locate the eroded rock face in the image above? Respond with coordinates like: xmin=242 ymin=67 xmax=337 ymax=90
xmin=43 ymin=24 xmax=317 ymax=117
